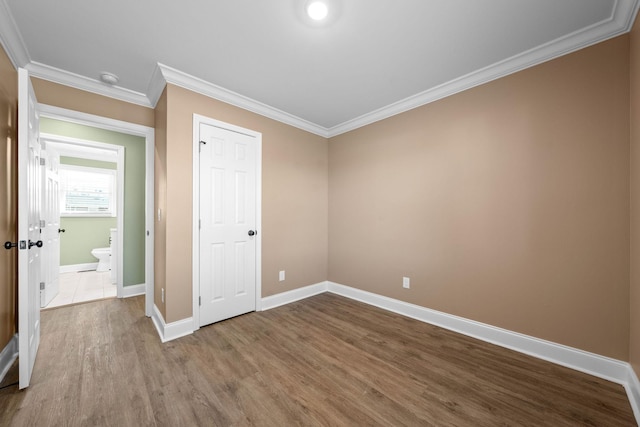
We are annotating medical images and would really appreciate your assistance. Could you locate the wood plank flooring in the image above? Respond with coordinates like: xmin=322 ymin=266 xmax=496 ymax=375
xmin=0 ymin=293 xmax=636 ymax=426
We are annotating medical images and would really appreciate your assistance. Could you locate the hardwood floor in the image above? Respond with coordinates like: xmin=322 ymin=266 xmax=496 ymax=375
xmin=0 ymin=293 xmax=636 ymax=426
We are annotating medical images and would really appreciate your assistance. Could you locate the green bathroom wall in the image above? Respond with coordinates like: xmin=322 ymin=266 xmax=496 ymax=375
xmin=59 ymin=157 xmax=117 ymax=266
xmin=60 ymin=218 xmax=117 ymax=265
xmin=42 ymin=118 xmax=146 ymax=286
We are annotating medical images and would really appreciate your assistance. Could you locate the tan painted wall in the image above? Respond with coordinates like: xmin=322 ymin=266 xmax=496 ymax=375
xmin=160 ymin=84 xmax=328 ymax=323
xmin=31 ymin=78 xmax=154 ymax=128
xmin=329 ymin=36 xmax=630 ymax=360
xmin=630 ymin=17 xmax=640 ymax=375
xmin=154 ymin=88 xmax=167 ymax=319
xmin=0 ymin=46 xmax=18 ymax=350
xmin=1 ymin=23 xmax=633 ymax=365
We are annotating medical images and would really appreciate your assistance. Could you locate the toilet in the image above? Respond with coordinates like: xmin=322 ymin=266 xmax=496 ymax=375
xmin=91 ymin=247 xmax=111 ymax=272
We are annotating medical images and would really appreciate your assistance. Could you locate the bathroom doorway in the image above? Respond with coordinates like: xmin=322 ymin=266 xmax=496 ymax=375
xmin=35 ymin=106 xmax=154 ymax=316
xmin=40 ymin=134 xmax=124 ymax=308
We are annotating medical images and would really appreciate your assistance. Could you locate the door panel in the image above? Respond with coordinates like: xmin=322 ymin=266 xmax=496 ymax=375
xmin=199 ymin=123 xmax=257 ymax=327
xmin=18 ymin=68 xmax=41 ymax=389
xmin=41 ymin=147 xmax=60 ymax=307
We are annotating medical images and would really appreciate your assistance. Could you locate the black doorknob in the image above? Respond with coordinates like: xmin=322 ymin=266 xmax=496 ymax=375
xmin=58 ymin=228 xmax=66 ymax=233
xmin=248 ymin=230 xmax=256 ymax=236
xmin=4 ymin=241 xmax=17 ymax=250
xmin=28 ymin=240 xmax=43 ymax=249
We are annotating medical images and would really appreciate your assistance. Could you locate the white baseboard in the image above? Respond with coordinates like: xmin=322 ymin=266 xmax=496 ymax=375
xmin=261 ymin=281 xmax=328 ymax=311
xmin=121 ymin=283 xmax=145 ymax=298
xmin=0 ymin=334 xmax=18 ymax=384
xmin=626 ymin=366 xmax=640 ymax=423
xmin=152 ymin=304 xmax=194 ymax=343
xmin=60 ymin=263 xmax=98 ymax=273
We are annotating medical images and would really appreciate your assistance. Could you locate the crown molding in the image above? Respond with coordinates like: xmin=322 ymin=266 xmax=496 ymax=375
xmin=1 ymin=0 xmax=637 ymax=137
xmin=327 ymin=0 xmax=640 ymax=137
xmin=155 ymin=63 xmax=329 ymax=138
xmin=0 ymin=0 xmax=30 ymax=69
xmin=26 ymin=61 xmax=153 ymax=108
xmin=147 ymin=63 xmax=167 ymax=107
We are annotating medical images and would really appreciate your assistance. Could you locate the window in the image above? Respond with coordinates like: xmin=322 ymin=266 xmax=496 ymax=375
xmin=59 ymin=165 xmax=117 ymax=217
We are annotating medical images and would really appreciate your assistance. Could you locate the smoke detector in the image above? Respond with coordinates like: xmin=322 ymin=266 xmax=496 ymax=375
xmin=99 ymin=72 xmax=119 ymax=85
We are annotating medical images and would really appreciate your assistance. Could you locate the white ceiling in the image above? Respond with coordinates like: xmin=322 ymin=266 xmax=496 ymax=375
xmin=0 ymin=0 xmax=638 ymax=136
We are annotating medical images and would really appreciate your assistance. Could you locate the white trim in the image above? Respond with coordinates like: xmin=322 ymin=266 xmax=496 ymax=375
xmin=151 ymin=304 xmax=194 ymax=343
xmin=191 ymin=116 xmax=199 ymax=331
xmin=0 ymin=0 xmax=30 ymax=69
xmin=192 ymin=114 xmax=263 ymax=331
xmin=121 ymin=283 xmax=145 ymax=298
xmin=0 ymin=335 xmax=18 ymax=384
xmin=37 ymin=104 xmax=155 ymax=317
xmin=159 ymin=64 xmax=328 ymax=137
xmin=626 ymin=367 xmax=640 ymax=424
xmin=114 ymin=147 xmax=125 ymax=297
xmin=39 ymin=105 xmax=153 ymax=138
xmin=59 ymin=263 xmax=99 ymax=273
xmin=255 ymin=129 xmax=263 ymax=312
xmin=146 ymin=63 xmax=167 ymax=108
xmin=261 ymin=281 xmax=328 ymax=311
xmin=326 ymin=0 xmax=640 ymax=137
xmin=144 ymin=121 xmax=155 ymax=317
xmin=25 ymin=61 xmax=152 ymax=108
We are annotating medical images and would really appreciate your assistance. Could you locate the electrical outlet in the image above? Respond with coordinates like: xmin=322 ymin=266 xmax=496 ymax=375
xmin=161 ymin=288 xmax=165 ymax=303
xmin=403 ymin=277 xmax=410 ymax=289
xmin=279 ymin=270 xmax=285 ymax=281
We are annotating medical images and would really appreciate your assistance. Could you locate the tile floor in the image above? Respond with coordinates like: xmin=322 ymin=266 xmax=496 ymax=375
xmin=43 ymin=271 xmax=116 ymax=309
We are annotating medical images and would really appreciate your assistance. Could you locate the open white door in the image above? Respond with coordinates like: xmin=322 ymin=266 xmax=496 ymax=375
xmin=18 ymin=68 xmax=42 ymax=389
xmin=41 ymin=145 xmax=60 ymax=307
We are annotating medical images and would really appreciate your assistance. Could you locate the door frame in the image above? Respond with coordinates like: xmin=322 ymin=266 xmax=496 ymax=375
xmin=40 ymin=133 xmax=125 ymax=296
xmin=38 ymin=104 xmax=155 ymax=317
xmin=192 ymin=114 xmax=262 ymax=331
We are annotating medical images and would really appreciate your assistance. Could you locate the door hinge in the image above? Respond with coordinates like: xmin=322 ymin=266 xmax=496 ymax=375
xmin=40 ymin=282 xmax=45 ymax=290
xmin=199 ymin=219 xmax=201 ymax=230
xmin=199 ymin=296 xmax=201 ymax=306
xmin=39 ymin=157 xmax=46 ymax=166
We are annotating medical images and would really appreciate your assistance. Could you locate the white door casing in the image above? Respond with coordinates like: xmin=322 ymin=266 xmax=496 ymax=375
xmin=18 ymin=68 xmax=41 ymax=389
xmin=194 ymin=116 xmax=262 ymax=328
xmin=41 ymin=146 xmax=60 ymax=308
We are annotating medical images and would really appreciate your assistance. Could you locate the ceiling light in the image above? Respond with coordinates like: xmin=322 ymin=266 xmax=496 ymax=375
xmin=99 ymin=72 xmax=119 ymax=85
xmin=307 ymin=1 xmax=328 ymax=20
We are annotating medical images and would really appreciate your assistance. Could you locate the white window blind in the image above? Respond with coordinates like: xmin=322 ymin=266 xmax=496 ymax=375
xmin=59 ymin=165 xmax=116 ymax=216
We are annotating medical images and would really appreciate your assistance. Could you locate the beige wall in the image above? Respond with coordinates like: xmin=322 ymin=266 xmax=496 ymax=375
xmin=0 ymin=45 xmax=18 ymax=350
xmin=32 ymin=78 xmax=154 ymax=128
xmin=159 ymin=84 xmax=328 ymax=323
xmin=154 ymin=88 xmax=167 ymax=319
xmin=0 ymin=21 xmax=634 ymax=366
xmin=329 ymin=36 xmax=630 ymax=360
xmin=630 ymin=17 xmax=640 ymax=375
